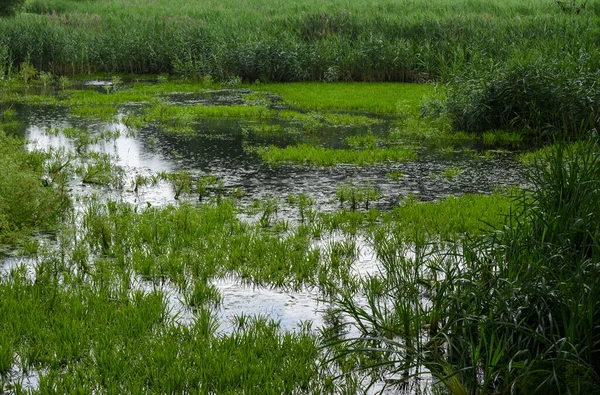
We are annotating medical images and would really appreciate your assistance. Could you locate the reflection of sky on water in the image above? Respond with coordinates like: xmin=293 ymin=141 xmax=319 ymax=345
xmin=5 ymin=97 xmax=522 ymax=333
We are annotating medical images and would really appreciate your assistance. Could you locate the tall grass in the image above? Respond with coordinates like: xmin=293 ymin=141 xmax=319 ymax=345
xmin=329 ymin=141 xmax=600 ymax=393
xmin=0 ymin=0 xmax=598 ymax=83
xmin=440 ymin=52 xmax=600 ymax=135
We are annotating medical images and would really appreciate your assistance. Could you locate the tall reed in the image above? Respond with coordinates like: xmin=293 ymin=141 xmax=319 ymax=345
xmin=329 ymin=140 xmax=600 ymax=393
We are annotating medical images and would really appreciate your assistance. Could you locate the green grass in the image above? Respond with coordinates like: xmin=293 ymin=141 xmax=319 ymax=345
xmin=482 ymin=129 xmax=524 ymax=145
xmin=385 ymin=192 xmax=515 ymax=240
xmin=0 ymin=129 xmax=70 ymax=247
xmin=256 ymin=144 xmax=417 ymax=166
xmin=0 ymin=261 xmax=322 ymax=394
xmin=255 ymin=83 xmax=435 ymax=114
xmin=327 ymin=142 xmax=600 ymax=393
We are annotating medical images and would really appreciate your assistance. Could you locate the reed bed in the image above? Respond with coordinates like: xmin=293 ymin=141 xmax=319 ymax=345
xmin=0 ymin=0 xmax=598 ymax=84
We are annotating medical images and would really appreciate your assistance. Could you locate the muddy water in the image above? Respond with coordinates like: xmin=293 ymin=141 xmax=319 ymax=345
xmin=4 ymin=86 xmax=523 ymax=333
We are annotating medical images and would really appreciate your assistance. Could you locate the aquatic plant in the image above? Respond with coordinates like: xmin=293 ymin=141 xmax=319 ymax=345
xmin=346 ymin=133 xmax=377 ymax=149
xmin=159 ymin=170 xmax=193 ymax=200
xmin=385 ymin=170 xmax=405 ymax=181
xmin=287 ymin=193 xmax=315 ymax=224
xmin=0 ymin=129 xmax=69 ymax=246
xmin=328 ymin=142 xmax=600 ymax=393
xmin=17 ymin=62 xmax=35 ymax=84
xmin=38 ymin=71 xmax=53 ymax=88
xmin=75 ymin=152 xmax=125 ymax=188
xmin=335 ymin=180 xmax=381 ymax=210
xmin=196 ymin=174 xmax=224 ymax=202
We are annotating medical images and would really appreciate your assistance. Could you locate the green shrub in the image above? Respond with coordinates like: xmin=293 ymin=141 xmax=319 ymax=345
xmin=443 ymin=54 xmax=600 ymax=136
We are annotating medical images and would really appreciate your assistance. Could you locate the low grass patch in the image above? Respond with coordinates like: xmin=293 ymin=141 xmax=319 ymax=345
xmin=255 ymin=82 xmax=435 ymax=114
xmin=386 ymin=192 xmax=515 ymax=240
xmin=256 ymin=144 xmax=417 ymax=166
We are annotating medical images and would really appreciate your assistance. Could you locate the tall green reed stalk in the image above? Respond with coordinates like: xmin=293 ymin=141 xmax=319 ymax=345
xmin=329 ymin=140 xmax=600 ymax=393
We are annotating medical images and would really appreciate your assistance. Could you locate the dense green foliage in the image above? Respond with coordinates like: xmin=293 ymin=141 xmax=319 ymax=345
xmin=0 ymin=0 xmax=598 ymax=389
xmin=0 ymin=0 xmax=597 ymax=135
xmin=0 ymin=0 xmax=595 ymax=83
xmin=440 ymin=53 xmax=600 ymax=135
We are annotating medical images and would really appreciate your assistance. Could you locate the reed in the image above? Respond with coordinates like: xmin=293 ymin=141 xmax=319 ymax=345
xmin=0 ymin=0 xmax=596 ymax=86
xmin=327 ymin=142 xmax=600 ymax=393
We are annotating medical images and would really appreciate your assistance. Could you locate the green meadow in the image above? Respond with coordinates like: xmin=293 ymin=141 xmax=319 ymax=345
xmin=1 ymin=0 xmax=599 ymax=393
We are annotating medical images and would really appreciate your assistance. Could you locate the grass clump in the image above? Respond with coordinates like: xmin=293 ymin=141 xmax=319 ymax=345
xmin=75 ymin=152 xmax=124 ymax=188
xmin=0 ymin=129 xmax=69 ymax=246
xmin=335 ymin=180 xmax=381 ymax=210
xmin=256 ymin=144 xmax=417 ymax=166
xmin=388 ymin=192 xmax=514 ymax=240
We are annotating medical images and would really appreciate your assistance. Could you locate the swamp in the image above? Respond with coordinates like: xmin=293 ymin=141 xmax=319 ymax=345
xmin=0 ymin=0 xmax=599 ymax=393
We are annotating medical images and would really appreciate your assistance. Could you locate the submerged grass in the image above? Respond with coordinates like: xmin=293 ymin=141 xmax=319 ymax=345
xmin=0 ymin=260 xmax=322 ymax=394
xmin=0 ymin=98 xmax=526 ymax=392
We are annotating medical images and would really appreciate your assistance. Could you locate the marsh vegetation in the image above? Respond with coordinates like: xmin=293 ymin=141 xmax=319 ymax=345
xmin=1 ymin=0 xmax=599 ymax=393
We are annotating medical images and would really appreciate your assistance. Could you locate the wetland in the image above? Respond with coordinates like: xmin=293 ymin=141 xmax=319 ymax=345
xmin=0 ymin=79 xmax=523 ymax=393
xmin=1 ymin=0 xmax=600 ymax=393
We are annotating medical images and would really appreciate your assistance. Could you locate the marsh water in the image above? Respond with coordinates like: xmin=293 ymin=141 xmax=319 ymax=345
xmin=0 ymin=83 xmax=531 ymax=393
xmin=2 ymin=84 xmax=525 ymax=334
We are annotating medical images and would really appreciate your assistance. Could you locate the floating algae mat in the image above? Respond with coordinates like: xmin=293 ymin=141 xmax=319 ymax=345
xmin=1 ymin=81 xmax=524 ymax=393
